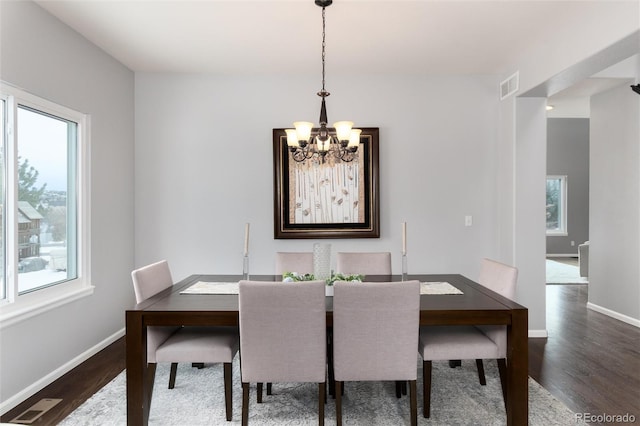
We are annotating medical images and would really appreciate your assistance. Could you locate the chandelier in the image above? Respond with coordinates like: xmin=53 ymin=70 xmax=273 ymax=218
xmin=285 ymin=0 xmax=361 ymax=164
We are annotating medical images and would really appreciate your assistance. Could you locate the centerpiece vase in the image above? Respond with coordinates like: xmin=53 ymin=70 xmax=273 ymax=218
xmin=313 ymin=243 xmax=331 ymax=281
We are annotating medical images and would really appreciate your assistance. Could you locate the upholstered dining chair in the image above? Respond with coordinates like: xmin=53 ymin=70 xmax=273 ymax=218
xmin=335 ymin=251 xmax=392 ymax=275
xmin=238 ymin=280 xmax=327 ymax=426
xmin=418 ymin=258 xmax=518 ymax=418
xmin=131 ymin=260 xmax=240 ymax=421
xmin=275 ymin=251 xmax=314 ymax=275
xmin=332 ymin=280 xmax=420 ymax=426
xmin=334 ymin=251 xmax=403 ymax=396
xmin=264 ymin=252 xmax=316 ymax=399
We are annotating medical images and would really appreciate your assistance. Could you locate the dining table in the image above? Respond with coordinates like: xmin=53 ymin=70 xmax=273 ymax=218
xmin=125 ymin=273 xmax=528 ymax=425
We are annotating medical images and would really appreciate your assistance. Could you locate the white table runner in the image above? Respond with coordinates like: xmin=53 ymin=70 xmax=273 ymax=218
xmin=419 ymin=281 xmax=463 ymax=295
xmin=181 ymin=281 xmax=462 ymax=295
xmin=180 ymin=281 xmax=239 ymax=294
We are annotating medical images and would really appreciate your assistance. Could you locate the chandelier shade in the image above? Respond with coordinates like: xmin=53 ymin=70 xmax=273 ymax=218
xmin=285 ymin=0 xmax=360 ymax=164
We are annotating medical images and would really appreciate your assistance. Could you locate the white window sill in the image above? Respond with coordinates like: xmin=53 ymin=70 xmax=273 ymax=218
xmin=546 ymin=232 xmax=568 ymax=236
xmin=0 ymin=283 xmax=94 ymax=330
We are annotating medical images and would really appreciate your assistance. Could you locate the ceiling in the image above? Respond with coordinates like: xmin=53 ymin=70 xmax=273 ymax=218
xmin=36 ymin=0 xmax=591 ymax=75
xmin=35 ymin=1 xmax=635 ymax=116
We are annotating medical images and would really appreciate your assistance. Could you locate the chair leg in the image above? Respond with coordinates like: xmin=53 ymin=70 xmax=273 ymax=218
xmin=475 ymin=359 xmax=487 ymax=385
xmin=497 ymin=358 xmax=508 ymax=409
xmin=318 ymin=382 xmax=326 ymax=425
xmin=394 ymin=380 xmax=407 ymax=397
xmin=267 ymin=382 xmax=272 ymax=395
xmin=257 ymin=382 xmax=263 ymax=403
xmin=327 ymin=329 xmax=335 ymax=398
xmin=168 ymin=363 xmax=178 ymax=389
xmin=224 ymin=362 xmax=232 ymax=421
xmin=241 ymin=382 xmax=249 ymax=426
xmin=335 ymin=381 xmax=343 ymax=426
xmin=409 ymin=379 xmax=417 ymax=426
xmin=423 ymin=360 xmax=432 ymax=418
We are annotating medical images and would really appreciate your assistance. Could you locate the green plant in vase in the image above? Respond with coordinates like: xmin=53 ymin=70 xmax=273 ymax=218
xmin=282 ymin=271 xmax=364 ymax=286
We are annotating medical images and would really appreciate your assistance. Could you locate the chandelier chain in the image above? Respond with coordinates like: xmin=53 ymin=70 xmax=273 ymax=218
xmin=321 ymin=6 xmax=326 ymax=93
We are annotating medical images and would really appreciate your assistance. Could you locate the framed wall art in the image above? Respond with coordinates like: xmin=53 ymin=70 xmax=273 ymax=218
xmin=273 ymin=127 xmax=379 ymax=239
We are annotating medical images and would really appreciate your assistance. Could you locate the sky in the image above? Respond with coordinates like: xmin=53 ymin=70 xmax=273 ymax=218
xmin=17 ymin=106 xmax=69 ymax=192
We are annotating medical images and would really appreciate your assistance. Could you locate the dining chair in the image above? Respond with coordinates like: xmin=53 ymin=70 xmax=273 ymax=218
xmin=418 ymin=258 xmax=518 ymax=418
xmin=275 ymin=251 xmax=314 ymax=275
xmin=334 ymin=251 xmax=403 ymax=396
xmin=238 ymin=280 xmax=327 ymax=426
xmin=131 ymin=260 xmax=240 ymax=421
xmin=332 ymin=280 xmax=420 ymax=426
xmin=335 ymin=251 xmax=392 ymax=275
xmin=265 ymin=251 xmax=315 ymax=399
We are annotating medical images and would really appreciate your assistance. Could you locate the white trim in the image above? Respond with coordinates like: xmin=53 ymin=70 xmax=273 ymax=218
xmin=587 ymin=302 xmax=640 ymax=328
xmin=0 ymin=328 xmax=125 ymax=415
xmin=0 ymin=82 xmax=92 ymax=322
xmin=545 ymin=254 xmax=578 ymax=258
xmin=528 ymin=329 xmax=548 ymax=338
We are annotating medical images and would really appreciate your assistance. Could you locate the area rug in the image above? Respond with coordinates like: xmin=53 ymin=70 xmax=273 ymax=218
xmin=546 ymin=259 xmax=588 ymax=284
xmin=60 ymin=356 xmax=581 ymax=425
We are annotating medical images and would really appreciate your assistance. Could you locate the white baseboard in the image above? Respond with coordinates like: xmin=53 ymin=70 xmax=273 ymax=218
xmin=0 ymin=328 xmax=125 ymax=416
xmin=586 ymin=303 xmax=640 ymax=328
xmin=546 ymin=254 xmax=578 ymax=258
xmin=528 ymin=329 xmax=548 ymax=338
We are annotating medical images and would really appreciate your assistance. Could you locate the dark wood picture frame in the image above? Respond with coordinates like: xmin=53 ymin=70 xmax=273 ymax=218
xmin=273 ymin=127 xmax=380 ymax=239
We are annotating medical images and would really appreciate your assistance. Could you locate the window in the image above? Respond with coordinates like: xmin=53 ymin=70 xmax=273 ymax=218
xmin=546 ymin=175 xmax=567 ymax=235
xmin=0 ymin=83 xmax=92 ymax=326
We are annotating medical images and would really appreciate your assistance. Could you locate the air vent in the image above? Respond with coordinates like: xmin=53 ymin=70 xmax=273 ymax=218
xmin=10 ymin=398 xmax=62 ymax=424
xmin=500 ymin=71 xmax=519 ymax=100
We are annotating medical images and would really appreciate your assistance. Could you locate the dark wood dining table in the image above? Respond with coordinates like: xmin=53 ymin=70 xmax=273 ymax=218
xmin=125 ymin=273 xmax=528 ymax=425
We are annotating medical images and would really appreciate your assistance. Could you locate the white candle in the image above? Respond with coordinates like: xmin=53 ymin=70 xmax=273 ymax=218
xmin=402 ymin=222 xmax=407 ymax=255
xmin=244 ymin=223 xmax=250 ymax=256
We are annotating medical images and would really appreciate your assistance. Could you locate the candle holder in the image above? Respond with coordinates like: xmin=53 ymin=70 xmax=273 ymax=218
xmin=242 ymin=255 xmax=250 ymax=280
xmin=401 ymin=253 xmax=408 ymax=281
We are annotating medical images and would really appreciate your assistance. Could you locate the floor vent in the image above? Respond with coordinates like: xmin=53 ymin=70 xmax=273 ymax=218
xmin=500 ymin=71 xmax=519 ymax=100
xmin=10 ymin=398 xmax=62 ymax=424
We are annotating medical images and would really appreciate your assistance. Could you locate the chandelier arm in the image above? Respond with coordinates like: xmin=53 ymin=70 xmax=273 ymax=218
xmin=291 ymin=150 xmax=308 ymax=163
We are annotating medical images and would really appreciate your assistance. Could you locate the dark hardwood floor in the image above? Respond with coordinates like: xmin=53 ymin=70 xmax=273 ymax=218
xmin=528 ymin=285 xmax=640 ymax=425
xmin=2 ymin=285 xmax=639 ymax=425
xmin=0 ymin=337 xmax=125 ymax=425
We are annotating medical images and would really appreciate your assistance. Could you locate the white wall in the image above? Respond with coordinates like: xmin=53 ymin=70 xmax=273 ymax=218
xmin=0 ymin=1 xmax=134 ymax=409
xmin=134 ymin=73 xmax=504 ymax=281
xmin=589 ymin=80 xmax=640 ymax=323
xmin=499 ymin=5 xmax=639 ymax=334
xmin=514 ymin=98 xmax=548 ymax=334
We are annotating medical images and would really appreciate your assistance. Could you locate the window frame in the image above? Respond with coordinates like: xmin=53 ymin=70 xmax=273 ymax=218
xmin=546 ymin=175 xmax=568 ymax=236
xmin=0 ymin=83 xmax=92 ymax=328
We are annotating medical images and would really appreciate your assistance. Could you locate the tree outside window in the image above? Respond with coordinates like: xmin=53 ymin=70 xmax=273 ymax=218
xmin=546 ymin=175 xmax=567 ymax=235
